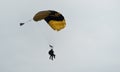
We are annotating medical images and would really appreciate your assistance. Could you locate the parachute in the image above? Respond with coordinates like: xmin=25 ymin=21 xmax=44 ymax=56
xmin=20 ymin=10 xmax=66 ymax=60
xmin=20 ymin=10 xmax=66 ymax=31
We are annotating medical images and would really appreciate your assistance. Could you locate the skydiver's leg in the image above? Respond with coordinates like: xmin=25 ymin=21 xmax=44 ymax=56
xmin=49 ymin=56 xmax=52 ymax=59
xmin=51 ymin=56 xmax=53 ymax=60
xmin=53 ymin=54 xmax=55 ymax=58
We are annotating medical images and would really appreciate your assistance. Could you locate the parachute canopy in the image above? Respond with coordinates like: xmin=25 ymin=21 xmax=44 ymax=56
xmin=33 ymin=10 xmax=66 ymax=31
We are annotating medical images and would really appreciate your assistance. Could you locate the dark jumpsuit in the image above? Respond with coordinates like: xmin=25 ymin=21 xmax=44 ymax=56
xmin=48 ymin=49 xmax=55 ymax=60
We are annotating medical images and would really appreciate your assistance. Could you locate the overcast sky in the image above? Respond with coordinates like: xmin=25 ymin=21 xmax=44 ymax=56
xmin=0 ymin=0 xmax=120 ymax=72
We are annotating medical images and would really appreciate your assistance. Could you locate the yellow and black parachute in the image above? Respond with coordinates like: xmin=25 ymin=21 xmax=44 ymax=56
xmin=20 ymin=10 xmax=66 ymax=31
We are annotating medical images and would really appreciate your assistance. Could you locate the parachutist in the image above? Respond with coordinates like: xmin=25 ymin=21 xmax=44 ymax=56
xmin=20 ymin=23 xmax=24 ymax=26
xmin=48 ymin=49 xmax=56 ymax=60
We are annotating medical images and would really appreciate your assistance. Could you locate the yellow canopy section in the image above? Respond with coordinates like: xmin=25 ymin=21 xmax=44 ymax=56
xmin=48 ymin=20 xmax=66 ymax=31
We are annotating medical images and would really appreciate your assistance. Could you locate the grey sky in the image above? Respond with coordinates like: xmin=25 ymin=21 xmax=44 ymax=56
xmin=0 ymin=0 xmax=120 ymax=72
